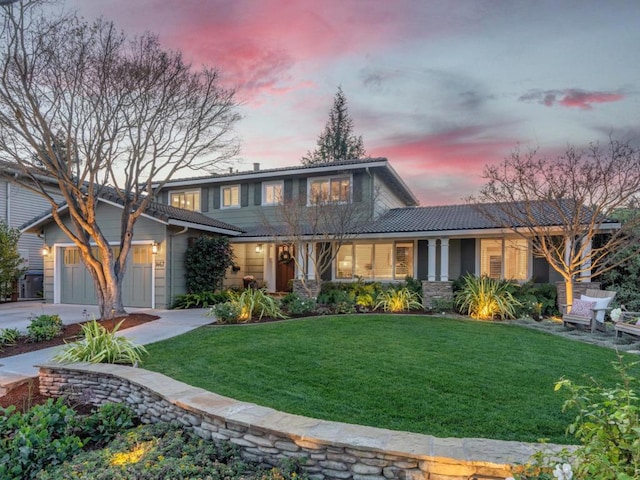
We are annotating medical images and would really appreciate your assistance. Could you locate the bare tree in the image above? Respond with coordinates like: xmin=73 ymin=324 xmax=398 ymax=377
xmin=0 ymin=1 xmax=240 ymax=318
xmin=469 ymin=140 xmax=640 ymax=303
xmin=262 ymin=185 xmax=373 ymax=297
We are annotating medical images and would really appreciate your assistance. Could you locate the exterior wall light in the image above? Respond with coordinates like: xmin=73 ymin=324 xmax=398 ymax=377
xmin=151 ymin=242 xmax=159 ymax=255
xmin=41 ymin=245 xmax=50 ymax=256
xmin=255 ymin=243 xmax=263 ymax=253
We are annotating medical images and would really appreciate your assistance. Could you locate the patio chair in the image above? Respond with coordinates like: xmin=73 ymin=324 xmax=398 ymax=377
xmin=561 ymin=288 xmax=616 ymax=333
xmin=613 ymin=311 xmax=640 ymax=339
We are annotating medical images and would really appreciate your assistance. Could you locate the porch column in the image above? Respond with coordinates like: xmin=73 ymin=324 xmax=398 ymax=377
xmin=440 ymin=238 xmax=449 ymax=281
xmin=580 ymin=237 xmax=592 ymax=281
xmin=307 ymin=242 xmax=316 ymax=280
xmin=427 ymin=239 xmax=437 ymax=281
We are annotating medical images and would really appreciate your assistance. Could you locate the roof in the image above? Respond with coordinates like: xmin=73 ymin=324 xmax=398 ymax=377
xmin=237 ymin=201 xmax=620 ymax=239
xmin=21 ymin=191 xmax=244 ymax=236
xmin=158 ymin=158 xmax=420 ymax=207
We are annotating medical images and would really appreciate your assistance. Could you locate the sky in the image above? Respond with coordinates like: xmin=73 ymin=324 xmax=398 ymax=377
xmin=67 ymin=0 xmax=640 ymax=206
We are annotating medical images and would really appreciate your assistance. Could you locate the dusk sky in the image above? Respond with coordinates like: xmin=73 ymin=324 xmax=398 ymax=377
xmin=68 ymin=0 xmax=640 ymax=206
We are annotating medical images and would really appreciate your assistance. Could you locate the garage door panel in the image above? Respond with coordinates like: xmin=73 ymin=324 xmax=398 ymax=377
xmin=60 ymin=246 xmax=151 ymax=308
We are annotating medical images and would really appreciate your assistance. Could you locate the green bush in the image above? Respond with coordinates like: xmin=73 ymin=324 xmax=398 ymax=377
xmin=428 ymin=298 xmax=455 ymax=313
xmin=184 ymin=236 xmax=235 ymax=293
xmin=0 ymin=327 xmax=20 ymax=349
xmin=375 ymin=287 xmax=423 ymax=312
xmin=0 ymin=398 xmax=84 ymax=480
xmin=228 ymin=288 xmax=287 ymax=321
xmin=82 ymin=403 xmax=136 ymax=447
xmin=210 ymin=301 xmax=242 ymax=324
xmin=401 ymin=276 xmax=423 ymax=301
xmin=27 ymin=313 xmax=63 ymax=342
xmin=53 ymin=319 xmax=148 ymax=365
xmin=454 ymin=274 xmax=520 ymax=320
xmin=171 ymin=290 xmax=230 ymax=309
xmin=281 ymin=293 xmax=317 ymax=316
xmin=510 ymin=281 xmax=559 ymax=319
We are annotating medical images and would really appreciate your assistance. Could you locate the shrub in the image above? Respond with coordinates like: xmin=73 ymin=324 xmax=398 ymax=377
xmin=53 ymin=319 xmax=148 ymax=365
xmin=401 ymin=276 xmax=423 ymax=301
xmin=83 ymin=403 xmax=136 ymax=447
xmin=211 ymin=301 xmax=242 ymax=324
xmin=511 ymin=281 xmax=559 ymax=319
xmin=428 ymin=298 xmax=455 ymax=313
xmin=0 ymin=398 xmax=84 ymax=480
xmin=171 ymin=290 xmax=230 ymax=309
xmin=281 ymin=293 xmax=317 ymax=316
xmin=228 ymin=288 xmax=287 ymax=321
xmin=455 ymin=274 xmax=520 ymax=320
xmin=27 ymin=313 xmax=63 ymax=342
xmin=0 ymin=327 xmax=20 ymax=349
xmin=375 ymin=286 xmax=423 ymax=312
xmin=184 ymin=236 xmax=235 ymax=293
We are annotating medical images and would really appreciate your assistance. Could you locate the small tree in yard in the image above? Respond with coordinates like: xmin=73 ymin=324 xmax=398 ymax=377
xmin=469 ymin=140 xmax=640 ymax=304
xmin=0 ymin=1 xmax=240 ymax=318
xmin=0 ymin=220 xmax=23 ymax=301
xmin=302 ymin=86 xmax=367 ymax=165
xmin=184 ymin=236 xmax=235 ymax=293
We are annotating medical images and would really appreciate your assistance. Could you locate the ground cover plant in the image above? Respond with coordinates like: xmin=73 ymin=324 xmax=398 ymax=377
xmin=143 ymin=315 xmax=639 ymax=444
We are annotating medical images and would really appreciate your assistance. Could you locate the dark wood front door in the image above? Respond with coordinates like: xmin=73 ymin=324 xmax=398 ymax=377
xmin=275 ymin=244 xmax=295 ymax=292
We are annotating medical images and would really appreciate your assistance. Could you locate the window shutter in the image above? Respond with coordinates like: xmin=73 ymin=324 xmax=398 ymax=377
xmin=298 ymin=179 xmax=307 ymax=205
xmin=201 ymin=188 xmax=209 ymax=212
xmin=254 ymin=183 xmax=262 ymax=205
xmin=284 ymin=179 xmax=293 ymax=201
xmin=353 ymin=172 xmax=363 ymax=202
xmin=213 ymin=186 xmax=220 ymax=209
xmin=241 ymin=183 xmax=249 ymax=207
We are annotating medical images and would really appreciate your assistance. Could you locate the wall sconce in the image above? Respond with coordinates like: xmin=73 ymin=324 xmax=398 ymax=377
xmin=151 ymin=242 xmax=159 ymax=255
xmin=255 ymin=243 xmax=263 ymax=253
xmin=41 ymin=245 xmax=50 ymax=256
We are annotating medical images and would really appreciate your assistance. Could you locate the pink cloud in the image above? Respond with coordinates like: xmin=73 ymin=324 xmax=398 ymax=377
xmin=371 ymin=127 xmax=518 ymax=205
xmin=520 ymin=88 xmax=624 ymax=110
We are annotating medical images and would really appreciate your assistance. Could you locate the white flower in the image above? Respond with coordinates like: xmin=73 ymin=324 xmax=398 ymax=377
xmin=610 ymin=307 xmax=622 ymax=322
xmin=553 ymin=463 xmax=573 ymax=480
xmin=505 ymin=477 xmax=516 ymax=480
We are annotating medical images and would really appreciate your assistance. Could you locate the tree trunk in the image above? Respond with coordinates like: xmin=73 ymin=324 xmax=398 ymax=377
xmin=90 ymin=265 xmax=127 ymax=320
xmin=565 ymin=280 xmax=574 ymax=313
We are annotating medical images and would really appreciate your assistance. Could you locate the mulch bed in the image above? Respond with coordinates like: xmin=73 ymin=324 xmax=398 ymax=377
xmin=0 ymin=313 xmax=159 ymax=412
xmin=0 ymin=313 xmax=159 ymax=359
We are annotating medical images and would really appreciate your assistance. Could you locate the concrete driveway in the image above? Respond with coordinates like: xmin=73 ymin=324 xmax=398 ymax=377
xmin=0 ymin=301 xmax=154 ymax=333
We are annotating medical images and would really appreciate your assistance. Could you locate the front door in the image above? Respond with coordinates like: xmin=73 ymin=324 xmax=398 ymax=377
xmin=275 ymin=244 xmax=295 ymax=292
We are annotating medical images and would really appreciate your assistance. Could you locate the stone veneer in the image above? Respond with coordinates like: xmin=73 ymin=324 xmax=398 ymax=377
xmin=38 ymin=363 xmax=572 ymax=480
xmin=293 ymin=279 xmax=321 ymax=299
xmin=555 ymin=281 xmax=601 ymax=309
xmin=421 ymin=281 xmax=454 ymax=310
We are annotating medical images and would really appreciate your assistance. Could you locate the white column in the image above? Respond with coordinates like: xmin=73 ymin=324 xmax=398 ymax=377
xmin=427 ymin=239 xmax=437 ymax=281
xmin=580 ymin=238 xmax=592 ymax=281
xmin=307 ymin=242 xmax=316 ymax=280
xmin=440 ymin=238 xmax=449 ymax=281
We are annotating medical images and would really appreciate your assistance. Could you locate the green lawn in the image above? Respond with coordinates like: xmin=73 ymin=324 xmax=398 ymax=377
xmin=143 ymin=315 xmax=637 ymax=444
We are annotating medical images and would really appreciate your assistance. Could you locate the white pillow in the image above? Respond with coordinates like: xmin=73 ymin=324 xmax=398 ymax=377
xmin=580 ymin=294 xmax=612 ymax=323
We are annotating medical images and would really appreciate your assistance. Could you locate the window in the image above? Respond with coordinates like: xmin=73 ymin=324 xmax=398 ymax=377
xmin=480 ymin=238 xmax=528 ymax=280
xmin=170 ymin=190 xmax=200 ymax=212
xmin=221 ymin=185 xmax=240 ymax=208
xmin=309 ymin=176 xmax=351 ymax=204
xmin=262 ymin=181 xmax=283 ymax=205
xmin=335 ymin=242 xmax=413 ymax=280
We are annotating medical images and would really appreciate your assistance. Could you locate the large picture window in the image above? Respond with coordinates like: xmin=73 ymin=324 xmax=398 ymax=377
xmin=336 ymin=242 xmax=413 ymax=280
xmin=480 ymin=238 xmax=528 ymax=280
xmin=170 ymin=189 xmax=200 ymax=212
xmin=309 ymin=176 xmax=351 ymax=204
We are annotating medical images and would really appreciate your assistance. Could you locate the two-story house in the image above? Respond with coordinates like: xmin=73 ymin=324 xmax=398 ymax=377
xmin=23 ymin=158 xmax=616 ymax=309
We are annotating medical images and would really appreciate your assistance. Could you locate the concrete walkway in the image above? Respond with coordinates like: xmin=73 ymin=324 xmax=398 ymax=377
xmin=0 ymin=302 xmax=213 ymax=393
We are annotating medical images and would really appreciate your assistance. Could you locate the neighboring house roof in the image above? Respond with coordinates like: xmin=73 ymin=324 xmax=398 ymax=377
xmin=158 ymin=158 xmax=420 ymax=207
xmin=21 ymin=193 xmax=244 ymax=236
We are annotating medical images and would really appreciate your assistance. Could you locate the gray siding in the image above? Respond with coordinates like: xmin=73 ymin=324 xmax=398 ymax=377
xmin=373 ymin=174 xmax=407 ymax=217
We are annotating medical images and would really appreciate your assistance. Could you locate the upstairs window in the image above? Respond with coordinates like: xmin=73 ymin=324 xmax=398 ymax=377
xmin=170 ymin=190 xmax=200 ymax=212
xmin=262 ymin=181 xmax=283 ymax=205
xmin=309 ymin=176 xmax=351 ymax=204
xmin=221 ymin=185 xmax=240 ymax=208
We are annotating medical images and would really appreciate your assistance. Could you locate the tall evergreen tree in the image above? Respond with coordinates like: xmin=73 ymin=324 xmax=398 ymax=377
xmin=302 ymin=87 xmax=367 ymax=165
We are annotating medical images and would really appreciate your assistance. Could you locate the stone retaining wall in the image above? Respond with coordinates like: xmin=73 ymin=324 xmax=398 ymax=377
xmin=38 ymin=363 xmax=566 ymax=480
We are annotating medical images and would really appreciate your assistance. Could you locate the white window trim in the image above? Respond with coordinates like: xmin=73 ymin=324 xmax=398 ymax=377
xmin=262 ymin=180 xmax=284 ymax=206
xmin=307 ymin=174 xmax=352 ymax=206
xmin=169 ymin=188 xmax=201 ymax=212
xmin=221 ymin=184 xmax=240 ymax=209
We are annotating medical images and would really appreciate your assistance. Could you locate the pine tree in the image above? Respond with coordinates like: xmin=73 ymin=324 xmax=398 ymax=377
xmin=302 ymin=87 xmax=367 ymax=165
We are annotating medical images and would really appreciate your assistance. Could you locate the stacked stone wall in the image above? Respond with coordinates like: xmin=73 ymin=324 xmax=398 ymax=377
xmin=421 ymin=281 xmax=454 ymax=310
xmin=555 ymin=281 xmax=601 ymax=309
xmin=38 ymin=363 xmax=568 ymax=480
